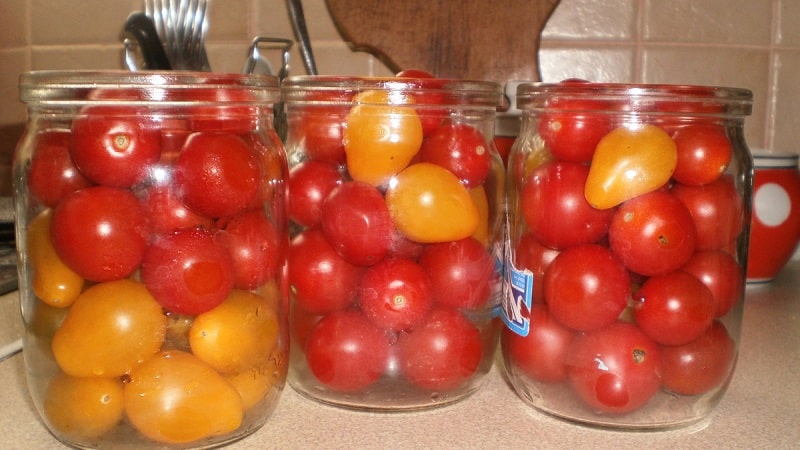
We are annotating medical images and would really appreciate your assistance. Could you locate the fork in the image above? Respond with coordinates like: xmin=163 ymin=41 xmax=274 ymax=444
xmin=144 ymin=0 xmax=211 ymax=71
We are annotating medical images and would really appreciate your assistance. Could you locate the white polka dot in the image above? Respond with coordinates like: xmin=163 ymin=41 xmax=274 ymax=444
xmin=754 ymin=183 xmax=791 ymax=226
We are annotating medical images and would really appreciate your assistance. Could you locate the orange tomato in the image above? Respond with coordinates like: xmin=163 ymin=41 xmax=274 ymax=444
xmin=469 ymin=185 xmax=490 ymax=245
xmin=585 ymin=124 xmax=677 ymax=209
xmin=385 ymin=163 xmax=479 ymax=243
xmin=124 ymin=350 xmax=243 ymax=444
xmin=225 ymin=347 xmax=286 ymax=410
xmin=27 ymin=209 xmax=84 ymax=308
xmin=43 ymin=372 xmax=124 ymax=440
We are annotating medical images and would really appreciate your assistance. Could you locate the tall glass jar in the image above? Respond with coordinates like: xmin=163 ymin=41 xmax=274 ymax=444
xmin=283 ymin=76 xmax=504 ymax=410
xmin=14 ymin=71 xmax=289 ymax=447
xmin=502 ymin=81 xmax=753 ymax=429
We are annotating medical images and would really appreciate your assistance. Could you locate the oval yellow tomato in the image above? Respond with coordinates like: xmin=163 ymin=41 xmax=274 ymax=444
xmin=585 ymin=124 xmax=677 ymax=209
xmin=226 ymin=347 xmax=286 ymax=410
xmin=28 ymin=209 xmax=84 ymax=308
xmin=385 ymin=163 xmax=479 ymax=243
xmin=43 ymin=372 xmax=124 ymax=440
xmin=469 ymin=185 xmax=490 ymax=245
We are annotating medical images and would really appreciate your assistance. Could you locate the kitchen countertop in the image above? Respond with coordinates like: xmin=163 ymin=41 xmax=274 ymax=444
xmin=1 ymin=261 xmax=798 ymax=449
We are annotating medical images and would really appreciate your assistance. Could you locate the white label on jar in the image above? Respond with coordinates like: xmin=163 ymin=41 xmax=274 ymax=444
xmin=502 ymin=261 xmax=533 ymax=337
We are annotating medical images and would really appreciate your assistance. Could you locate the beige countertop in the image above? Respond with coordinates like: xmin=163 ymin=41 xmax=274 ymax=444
xmin=1 ymin=261 xmax=798 ymax=449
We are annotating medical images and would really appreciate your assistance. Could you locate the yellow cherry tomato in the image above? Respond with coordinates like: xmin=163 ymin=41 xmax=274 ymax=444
xmin=343 ymin=90 xmax=423 ymax=186
xmin=28 ymin=209 xmax=84 ymax=308
xmin=385 ymin=162 xmax=479 ymax=243
xmin=585 ymin=124 xmax=677 ymax=209
xmin=189 ymin=289 xmax=280 ymax=375
xmin=469 ymin=185 xmax=490 ymax=245
xmin=124 ymin=350 xmax=243 ymax=444
xmin=43 ymin=372 xmax=124 ymax=440
xmin=225 ymin=347 xmax=286 ymax=410
xmin=51 ymin=279 xmax=167 ymax=377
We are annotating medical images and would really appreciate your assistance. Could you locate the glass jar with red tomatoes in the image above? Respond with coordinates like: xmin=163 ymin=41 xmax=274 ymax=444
xmin=282 ymin=75 xmax=504 ymax=410
xmin=502 ymin=81 xmax=753 ymax=429
xmin=14 ymin=70 xmax=289 ymax=447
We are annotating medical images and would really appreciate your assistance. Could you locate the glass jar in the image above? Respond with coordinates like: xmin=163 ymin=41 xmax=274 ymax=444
xmin=282 ymin=76 xmax=504 ymax=410
xmin=14 ymin=71 xmax=289 ymax=447
xmin=502 ymin=82 xmax=753 ymax=429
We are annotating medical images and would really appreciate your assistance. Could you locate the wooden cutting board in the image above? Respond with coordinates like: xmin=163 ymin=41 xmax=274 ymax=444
xmin=325 ymin=0 xmax=560 ymax=84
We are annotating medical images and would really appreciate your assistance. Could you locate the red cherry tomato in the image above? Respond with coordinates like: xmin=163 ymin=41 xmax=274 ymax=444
xmin=320 ymin=181 xmax=394 ymax=266
xmin=397 ymin=307 xmax=482 ymax=391
xmin=681 ymin=250 xmax=743 ymax=317
xmin=418 ymin=237 xmax=495 ymax=310
xmin=141 ymin=228 xmax=235 ymax=315
xmin=70 ymin=105 xmax=161 ymax=188
xmin=214 ymin=211 xmax=282 ymax=290
xmin=538 ymin=98 xmax=614 ymax=163
xmin=660 ymin=320 xmax=736 ymax=396
xmin=502 ymin=304 xmax=574 ymax=383
xmin=633 ymin=270 xmax=715 ymax=346
xmin=357 ymin=257 xmax=432 ymax=332
xmin=608 ymin=191 xmax=697 ymax=276
xmin=51 ymin=186 xmax=149 ymax=282
xmin=305 ymin=309 xmax=391 ymax=392
xmin=567 ymin=321 xmax=662 ymax=414
xmin=418 ymin=122 xmax=493 ymax=188
xmin=514 ymin=233 xmax=560 ymax=302
xmin=543 ymin=244 xmax=630 ymax=331
xmin=185 ymin=84 xmax=258 ymax=133
xmin=140 ymin=185 xmax=214 ymax=235
xmin=520 ymin=161 xmax=613 ymax=250
xmin=289 ymin=104 xmax=348 ymax=164
xmin=671 ymin=175 xmax=743 ymax=251
xmin=671 ymin=124 xmax=732 ymax=186
xmin=288 ymin=160 xmax=344 ymax=228
xmin=395 ymin=69 xmax=447 ymax=135
xmin=28 ymin=129 xmax=92 ymax=207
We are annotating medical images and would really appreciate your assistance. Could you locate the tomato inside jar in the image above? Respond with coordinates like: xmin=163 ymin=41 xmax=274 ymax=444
xmin=283 ymin=75 xmax=504 ymax=410
xmin=503 ymin=81 xmax=753 ymax=429
xmin=15 ymin=71 xmax=289 ymax=447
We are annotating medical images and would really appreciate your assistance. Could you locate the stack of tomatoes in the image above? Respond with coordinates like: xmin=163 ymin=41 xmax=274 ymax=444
xmin=285 ymin=74 xmax=504 ymax=406
xmin=503 ymin=82 xmax=744 ymax=418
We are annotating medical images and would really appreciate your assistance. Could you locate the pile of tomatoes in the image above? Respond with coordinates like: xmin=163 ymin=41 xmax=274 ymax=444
xmin=22 ymin=80 xmax=287 ymax=445
xmin=285 ymin=73 xmax=504 ymax=403
xmin=503 ymin=82 xmax=744 ymax=417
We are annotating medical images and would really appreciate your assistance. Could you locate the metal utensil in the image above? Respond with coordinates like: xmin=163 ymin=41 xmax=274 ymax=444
xmin=144 ymin=0 xmax=211 ymax=71
xmin=122 ymin=12 xmax=173 ymax=70
xmin=286 ymin=0 xmax=317 ymax=75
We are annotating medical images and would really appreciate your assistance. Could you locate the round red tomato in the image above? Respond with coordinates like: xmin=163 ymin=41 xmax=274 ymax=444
xmin=214 ymin=211 xmax=282 ymax=290
xmin=514 ymin=233 xmax=560 ymax=302
xmin=291 ymin=104 xmax=349 ymax=164
xmin=671 ymin=124 xmax=732 ymax=186
xmin=418 ymin=237 xmax=495 ymax=310
xmin=288 ymin=229 xmax=363 ymax=314
xmin=671 ymin=175 xmax=743 ymax=251
xmin=417 ymin=122 xmax=492 ymax=188
xmin=70 ymin=105 xmax=161 ymax=188
xmin=288 ymin=160 xmax=343 ymax=228
xmin=358 ymin=257 xmax=432 ymax=332
xmin=520 ymin=161 xmax=613 ymax=249
xmin=538 ymin=98 xmax=613 ymax=163
xmin=395 ymin=69 xmax=447 ymax=135
xmin=681 ymin=250 xmax=743 ymax=317
xmin=51 ymin=186 xmax=149 ymax=282
xmin=660 ymin=320 xmax=736 ymax=396
xmin=28 ymin=129 xmax=92 ymax=207
xmin=633 ymin=270 xmax=715 ymax=346
xmin=397 ymin=307 xmax=482 ymax=391
xmin=139 ymin=185 xmax=214 ymax=235
xmin=141 ymin=228 xmax=235 ymax=315
xmin=608 ymin=191 xmax=697 ymax=276
xmin=543 ymin=244 xmax=630 ymax=331
xmin=502 ymin=304 xmax=573 ymax=383
xmin=175 ymin=132 xmax=261 ymax=219
xmin=305 ymin=309 xmax=391 ymax=392
xmin=320 ymin=181 xmax=394 ymax=266
xmin=567 ymin=321 xmax=662 ymax=414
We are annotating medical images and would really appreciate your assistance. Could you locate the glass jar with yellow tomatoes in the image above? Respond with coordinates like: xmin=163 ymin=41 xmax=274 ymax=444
xmin=282 ymin=74 xmax=504 ymax=410
xmin=14 ymin=70 xmax=289 ymax=447
xmin=502 ymin=81 xmax=753 ymax=430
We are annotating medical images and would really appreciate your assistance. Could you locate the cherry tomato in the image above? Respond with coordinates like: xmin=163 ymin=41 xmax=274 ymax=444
xmin=141 ymin=228 xmax=236 ymax=315
xmin=543 ymin=244 xmax=630 ymax=331
xmin=175 ymin=132 xmax=261 ymax=219
xmin=140 ymin=184 xmax=214 ymax=235
xmin=225 ymin=347 xmax=285 ymax=410
xmin=70 ymin=105 xmax=161 ymax=187
xmin=469 ymin=185 xmax=491 ymax=245
xmin=681 ymin=250 xmax=743 ymax=317
xmin=124 ymin=350 xmax=244 ymax=444
xmin=514 ymin=233 xmax=560 ymax=302
xmin=418 ymin=237 xmax=495 ymax=310
xmin=43 ymin=372 xmax=124 ymax=440
xmin=51 ymin=186 xmax=149 ymax=282
xmin=385 ymin=162 xmax=479 ymax=243
xmin=288 ymin=229 xmax=363 ymax=314
xmin=305 ymin=309 xmax=391 ymax=392
xmin=397 ymin=307 xmax=482 ymax=391
xmin=289 ymin=104 xmax=348 ymax=164
xmin=343 ymin=90 xmax=424 ymax=186
xmin=358 ymin=257 xmax=432 ymax=332
xmin=288 ymin=160 xmax=343 ymax=228
xmin=521 ymin=161 xmax=613 ymax=250
xmin=51 ymin=279 xmax=167 ymax=377
xmin=633 ymin=270 xmax=715 ymax=346
xmin=320 ymin=181 xmax=394 ymax=266
xmin=502 ymin=304 xmax=574 ymax=383
xmin=185 ymin=83 xmax=258 ymax=133
xmin=418 ymin=121 xmax=492 ymax=188
xmin=671 ymin=175 xmax=744 ymax=251
xmin=27 ymin=210 xmax=84 ymax=308
xmin=671 ymin=124 xmax=732 ymax=186
xmin=567 ymin=321 xmax=662 ymax=414
xmin=608 ymin=191 xmax=697 ymax=276
xmin=215 ymin=211 xmax=282 ymax=290
xmin=585 ymin=124 xmax=677 ymax=209
xmin=660 ymin=320 xmax=736 ymax=396
xmin=28 ymin=129 xmax=92 ymax=207
xmin=538 ymin=100 xmax=613 ymax=163
xmin=394 ymin=69 xmax=447 ymax=135
xmin=387 ymin=229 xmax=426 ymax=260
